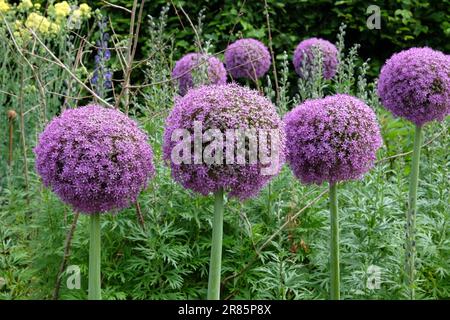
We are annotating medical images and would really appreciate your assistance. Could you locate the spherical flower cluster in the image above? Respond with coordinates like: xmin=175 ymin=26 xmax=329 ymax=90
xmin=163 ymin=84 xmax=286 ymax=200
xmin=284 ymin=94 xmax=382 ymax=185
xmin=54 ymin=1 xmax=71 ymax=19
xmin=70 ymin=9 xmax=82 ymax=25
xmin=79 ymin=3 xmax=92 ymax=18
xmin=377 ymin=47 xmax=450 ymax=126
xmin=25 ymin=12 xmax=60 ymax=35
xmin=17 ymin=0 xmax=33 ymax=11
xmin=69 ymin=3 xmax=91 ymax=26
xmin=13 ymin=20 xmax=29 ymax=40
xmin=34 ymin=105 xmax=155 ymax=214
xmin=172 ymin=53 xmax=227 ymax=96
xmin=224 ymin=38 xmax=271 ymax=80
xmin=293 ymin=38 xmax=339 ymax=79
xmin=0 ymin=0 xmax=10 ymax=13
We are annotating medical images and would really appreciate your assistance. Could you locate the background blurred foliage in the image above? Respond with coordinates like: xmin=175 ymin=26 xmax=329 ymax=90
xmin=82 ymin=0 xmax=450 ymax=78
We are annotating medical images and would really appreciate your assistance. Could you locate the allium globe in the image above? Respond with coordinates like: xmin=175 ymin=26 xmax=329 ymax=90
xmin=284 ymin=94 xmax=382 ymax=185
xmin=293 ymin=37 xmax=339 ymax=79
xmin=377 ymin=47 xmax=450 ymax=126
xmin=378 ymin=48 xmax=450 ymax=299
xmin=163 ymin=84 xmax=285 ymax=200
xmin=172 ymin=53 xmax=227 ymax=96
xmin=224 ymin=38 xmax=271 ymax=80
xmin=34 ymin=104 xmax=155 ymax=214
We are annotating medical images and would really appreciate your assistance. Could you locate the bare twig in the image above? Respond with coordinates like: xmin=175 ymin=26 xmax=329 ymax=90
xmin=263 ymin=0 xmax=280 ymax=102
xmin=227 ymin=0 xmax=247 ymax=44
xmin=0 ymin=90 xmax=17 ymax=98
xmin=256 ymin=188 xmax=328 ymax=255
xmin=114 ymin=0 xmax=146 ymax=113
xmin=178 ymin=5 xmax=204 ymax=54
xmin=238 ymin=206 xmax=258 ymax=254
xmin=18 ymin=67 xmax=30 ymax=203
xmin=135 ymin=200 xmax=146 ymax=230
xmin=101 ymin=0 xmax=132 ymax=13
xmin=128 ymin=50 xmax=267 ymax=89
xmin=28 ymin=29 xmax=113 ymax=108
xmin=130 ymin=1 xmax=145 ymax=62
xmin=2 ymin=16 xmax=48 ymax=124
xmin=108 ymin=17 xmax=127 ymax=75
xmin=7 ymin=110 xmax=17 ymax=166
xmin=53 ymin=212 xmax=80 ymax=300
xmin=62 ymin=24 xmax=96 ymax=110
xmin=375 ymin=124 xmax=448 ymax=164
xmin=170 ymin=0 xmax=185 ymax=30
xmin=221 ymin=188 xmax=328 ymax=288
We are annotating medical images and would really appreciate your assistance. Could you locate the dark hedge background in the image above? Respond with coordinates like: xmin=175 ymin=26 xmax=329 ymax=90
xmin=89 ymin=0 xmax=449 ymax=77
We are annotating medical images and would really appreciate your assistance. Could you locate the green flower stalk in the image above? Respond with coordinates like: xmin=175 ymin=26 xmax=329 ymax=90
xmin=88 ymin=213 xmax=101 ymax=300
xmin=284 ymin=94 xmax=382 ymax=300
xmin=329 ymin=183 xmax=340 ymax=300
xmin=405 ymin=125 xmax=422 ymax=299
xmin=207 ymin=189 xmax=224 ymax=300
xmin=34 ymin=105 xmax=155 ymax=300
xmin=162 ymin=84 xmax=286 ymax=300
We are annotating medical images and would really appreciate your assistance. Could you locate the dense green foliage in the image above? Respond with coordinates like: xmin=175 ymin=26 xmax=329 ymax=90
xmin=2 ymin=109 xmax=449 ymax=299
xmin=92 ymin=0 xmax=450 ymax=77
xmin=0 ymin=1 xmax=449 ymax=300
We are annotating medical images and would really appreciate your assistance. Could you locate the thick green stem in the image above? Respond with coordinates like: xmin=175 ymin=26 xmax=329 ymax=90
xmin=406 ymin=125 xmax=422 ymax=300
xmin=207 ymin=189 xmax=224 ymax=300
xmin=329 ymin=183 xmax=340 ymax=300
xmin=88 ymin=213 xmax=101 ymax=300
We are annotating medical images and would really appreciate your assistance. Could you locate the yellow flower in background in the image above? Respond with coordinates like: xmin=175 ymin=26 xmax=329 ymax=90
xmin=34 ymin=3 xmax=41 ymax=10
xmin=13 ymin=20 xmax=30 ymax=40
xmin=71 ymin=9 xmax=82 ymax=24
xmin=69 ymin=4 xmax=91 ymax=29
xmin=14 ymin=20 xmax=23 ymax=29
xmin=25 ymin=12 xmax=51 ymax=34
xmin=0 ymin=0 xmax=10 ymax=13
xmin=79 ymin=3 xmax=92 ymax=18
xmin=18 ymin=0 xmax=33 ymax=11
xmin=13 ymin=28 xmax=31 ymax=40
xmin=54 ymin=1 xmax=71 ymax=19
xmin=49 ymin=22 xmax=60 ymax=34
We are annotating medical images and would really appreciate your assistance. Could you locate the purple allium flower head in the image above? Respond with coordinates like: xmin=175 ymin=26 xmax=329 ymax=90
xmin=284 ymin=94 xmax=382 ymax=185
xmin=377 ymin=47 xmax=450 ymax=126
xmin=163 ymin=84 xmax=286 ymax=200
xmin=34 ymin=105 xmax=155 ymax=214
xmin=224 ymin=38 xmax=271 ymax=80
xmin=172 ymin=53 xmax=227 ymax=96
xmin=293 ymin=37 xmax=339 ymax=79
